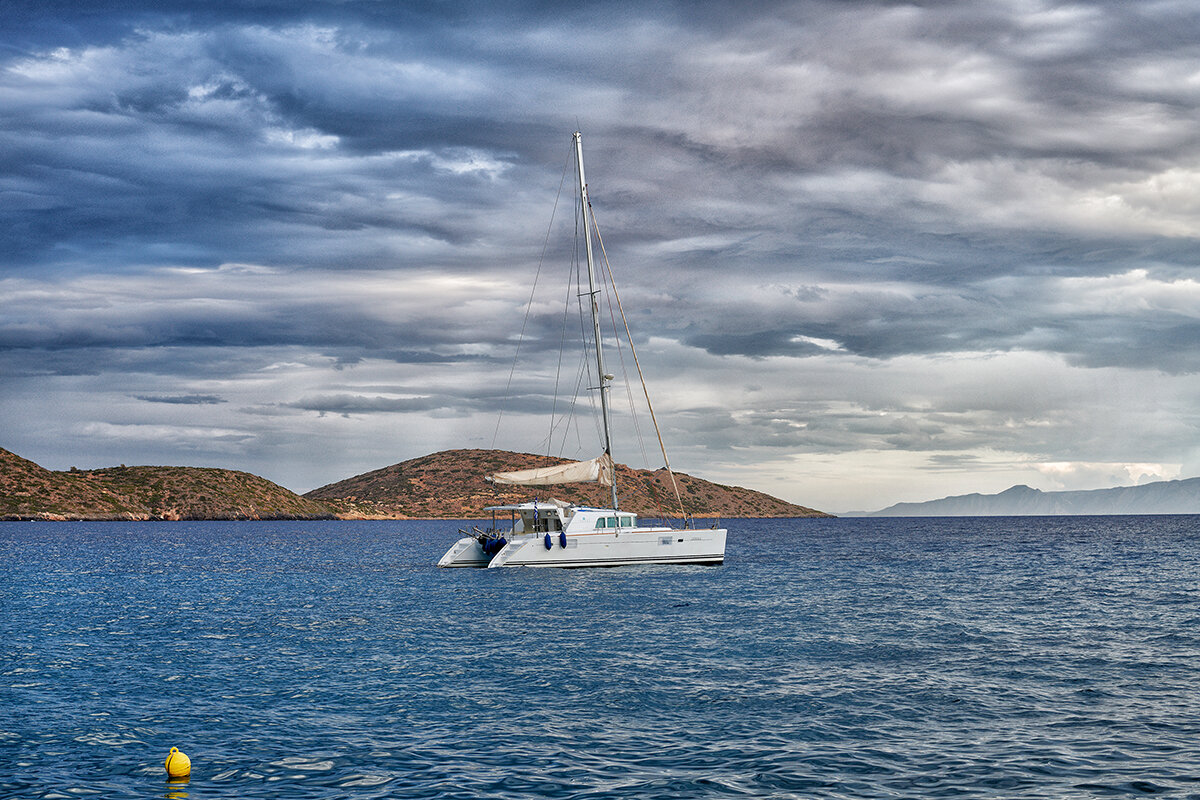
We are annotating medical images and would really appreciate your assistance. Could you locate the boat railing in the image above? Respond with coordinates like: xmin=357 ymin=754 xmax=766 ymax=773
xmin=458 ymin=525 xmax=499 ymax=537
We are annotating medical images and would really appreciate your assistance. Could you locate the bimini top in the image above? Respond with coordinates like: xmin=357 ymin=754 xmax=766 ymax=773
xmin=482 ymin=500 xmax=641 ymax=536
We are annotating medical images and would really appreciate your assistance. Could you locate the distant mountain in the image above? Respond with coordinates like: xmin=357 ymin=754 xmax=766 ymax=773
xmin=305 ymin=448 xmax=832 ymax=519
xmin=1 ymin=447 xmax=334 ymax=521
xmin=858 ymin=478 xmax=1200 ymax=516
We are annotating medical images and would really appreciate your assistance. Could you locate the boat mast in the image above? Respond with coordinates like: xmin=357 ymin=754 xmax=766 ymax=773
xmin=573 ymin=131 xmax=619 ymax=511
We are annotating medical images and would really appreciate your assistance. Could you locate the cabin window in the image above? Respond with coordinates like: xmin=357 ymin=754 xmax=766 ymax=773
xmin=595 ymin=515 xmax=634 ymax=529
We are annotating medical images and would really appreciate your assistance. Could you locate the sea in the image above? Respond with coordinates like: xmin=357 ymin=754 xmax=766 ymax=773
xmin=3 ymin=516 xmax=1200 ymax=799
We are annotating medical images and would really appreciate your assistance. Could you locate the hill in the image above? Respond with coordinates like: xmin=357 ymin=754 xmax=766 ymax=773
xmin=1 ymin=447 xmax=334 ymax=521
xmin=305 ymin=448 xmax=831 ymax=519
xmin=857 ymin=478 xmax=1200 ymax=516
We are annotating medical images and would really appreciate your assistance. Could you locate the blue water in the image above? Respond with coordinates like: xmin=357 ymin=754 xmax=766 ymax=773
xmin=3 ymin=517 xmax=1200 ymax=799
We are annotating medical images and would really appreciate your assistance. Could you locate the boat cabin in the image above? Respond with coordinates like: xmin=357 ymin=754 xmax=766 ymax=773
xmin=484 ymin=502 xmax=639 ymax=534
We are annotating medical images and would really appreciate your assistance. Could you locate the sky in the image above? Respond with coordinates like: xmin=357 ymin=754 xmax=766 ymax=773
xmin=4 ymin=0 xmax=1200 ymax=513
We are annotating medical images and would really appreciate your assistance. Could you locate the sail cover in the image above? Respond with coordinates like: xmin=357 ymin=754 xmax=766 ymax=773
xmin=489 ymin=453 xmax=614 ymax=487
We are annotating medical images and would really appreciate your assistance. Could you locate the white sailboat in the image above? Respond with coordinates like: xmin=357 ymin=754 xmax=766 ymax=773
xmin=437 ymin=132 xmax=727 ymax=568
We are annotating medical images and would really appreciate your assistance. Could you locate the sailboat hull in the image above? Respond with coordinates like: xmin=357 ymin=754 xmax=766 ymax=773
xmin=438 ymin=527 xmax=726 ymax=569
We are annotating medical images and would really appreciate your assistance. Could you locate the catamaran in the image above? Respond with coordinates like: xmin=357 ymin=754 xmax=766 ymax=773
xmin=437 ymin=132 xmax=727 ymax=568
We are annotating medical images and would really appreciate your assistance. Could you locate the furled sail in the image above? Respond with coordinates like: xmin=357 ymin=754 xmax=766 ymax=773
xmin=489 ymin=453 xmax=614 ymax=487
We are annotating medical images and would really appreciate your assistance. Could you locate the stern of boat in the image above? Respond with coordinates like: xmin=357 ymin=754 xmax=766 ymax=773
xmin=485 ymin=536 xmax=532 ymax=568
xmin=437 ymin=536 xmax=490 ymax=568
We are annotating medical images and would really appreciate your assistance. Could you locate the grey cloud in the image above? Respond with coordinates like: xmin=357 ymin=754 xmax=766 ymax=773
xmin=672 ymin=250 xmax=1200 ymax=374
xmin=922 ymin=453 xmax=988 ymax=471
xmin=134 ymin=394 xmax=226 ymax=405
xmin=288 ymin=389 xmax=560 ymax=418
xmin=289 ymin=394 xmax=455 ymax=415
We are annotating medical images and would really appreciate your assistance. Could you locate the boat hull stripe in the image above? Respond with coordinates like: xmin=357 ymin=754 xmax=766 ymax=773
xmin=499 ymin=554 xmax=725 ymax=568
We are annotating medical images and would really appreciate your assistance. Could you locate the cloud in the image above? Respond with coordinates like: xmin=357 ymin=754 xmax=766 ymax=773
xmin=1033 ymin=461 xmax=1183 ymax=491
xmin=134 ymin=394 xmax=226 ymax=405
xmin=6 ymin=0 xmax=1200 ymax=509
xmin=289 ymin=393 xmax=466 ymax=416
xmin=76 ymin=421 xmax=257 ymax=447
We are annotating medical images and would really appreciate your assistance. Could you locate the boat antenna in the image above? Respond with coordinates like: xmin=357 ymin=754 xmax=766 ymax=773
xmin=573 ymin=131 xmax=619 ymax=511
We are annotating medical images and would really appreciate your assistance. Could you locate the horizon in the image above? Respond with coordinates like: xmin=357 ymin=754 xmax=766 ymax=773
xmin=5 ymin=2 xmax=1200 ymax=514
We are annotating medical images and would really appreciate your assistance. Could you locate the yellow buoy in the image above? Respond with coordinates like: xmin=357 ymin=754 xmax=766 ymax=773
xmin=165 ymin=747 xmax=191 ymax=778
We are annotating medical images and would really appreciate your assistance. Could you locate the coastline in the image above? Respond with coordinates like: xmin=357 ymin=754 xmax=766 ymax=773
xmin=3 ymin=511 xmax=812 ymax=522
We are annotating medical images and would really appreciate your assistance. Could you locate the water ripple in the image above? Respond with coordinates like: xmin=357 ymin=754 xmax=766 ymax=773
xmin=3 ymin=517 xmax=1200 ymax=798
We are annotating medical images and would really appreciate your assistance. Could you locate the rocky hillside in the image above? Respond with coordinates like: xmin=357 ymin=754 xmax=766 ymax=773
xmin=306 ymin=449 xmax=831 ymax=518
xmin=1 ymin=447 xmax=334 ymax=521
xmin=2 ymin=445 xmax=830 ymax=521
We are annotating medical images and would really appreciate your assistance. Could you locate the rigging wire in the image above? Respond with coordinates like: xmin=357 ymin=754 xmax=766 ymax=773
xmin=545 ymin=212 xmax=578 ymax=455
xmin=490 ymin=143 xmax=573 ymax=453
xmin=589 ymin=208 xmax=688 ymax=521
xmin=597 ymin=243 xmax=651 ymax=468
xmin=546 ymin=208 xmax=595 ymax=459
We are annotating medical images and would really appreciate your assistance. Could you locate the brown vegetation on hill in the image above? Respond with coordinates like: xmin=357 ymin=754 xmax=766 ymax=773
xmin=1 ymin=447 xmax=333 ymax=521
xmin=1 ymin=448 xmax=132 ymax=520
xmin=2 ymin=445 xmax=830 ymax=521
xmin=305 ymin=449 xmax=831 ymax=519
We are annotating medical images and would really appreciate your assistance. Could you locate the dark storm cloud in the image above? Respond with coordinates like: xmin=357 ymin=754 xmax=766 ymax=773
xmin=286 ymin=388 xmax=558 ymax=417
xmin=288 ymin=394 xmax=461 ymax=415
xmin=680 ymin=271 xmax=1200 ymax=373
xmin=8 ymin=1 xmax=1200 ymax=290
xmin=1 ymin=9 xmax=555 ymax=273
xmin=134 ymin=394 xmax=226 ymax=404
